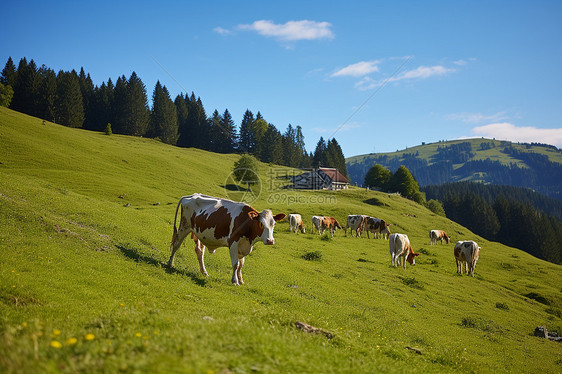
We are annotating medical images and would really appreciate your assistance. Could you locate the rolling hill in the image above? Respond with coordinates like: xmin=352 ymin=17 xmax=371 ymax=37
xmin=346 ymin=138 xmax=562 ymax=199
xmin=1 ymin=107 xmax=561 ymax=373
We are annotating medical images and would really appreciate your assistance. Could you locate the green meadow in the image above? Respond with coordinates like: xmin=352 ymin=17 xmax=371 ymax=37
xmin=1 ymin=107 xmax=560 ymax=373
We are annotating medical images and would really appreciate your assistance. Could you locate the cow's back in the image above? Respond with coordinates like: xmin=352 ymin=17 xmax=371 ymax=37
xmin=181 ymin=194 xmax=247 ymax=248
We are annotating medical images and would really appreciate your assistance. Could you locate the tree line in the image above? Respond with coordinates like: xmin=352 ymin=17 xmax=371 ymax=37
xmin=423 ymin=182 xmax=562 ymax=264
xmin=0 ymin=57 xmax=348 ymax=175
xmin=363 ymin=164 xmax=446 ymax=216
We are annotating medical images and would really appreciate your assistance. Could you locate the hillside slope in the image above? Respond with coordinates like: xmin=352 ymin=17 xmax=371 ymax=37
xmin=1 ymin=107 xmax=561 ymax=373
xmin=346 ymin=138 xmax=562 ymax=199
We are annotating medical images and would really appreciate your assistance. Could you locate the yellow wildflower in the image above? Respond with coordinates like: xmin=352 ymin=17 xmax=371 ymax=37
xmin=66 ymin=337 xmax=78 ymax=345
xmin=50 ymin=340 xmax=62 ymax=348
xmin=84 ymin=333 xmax=95 ymax=341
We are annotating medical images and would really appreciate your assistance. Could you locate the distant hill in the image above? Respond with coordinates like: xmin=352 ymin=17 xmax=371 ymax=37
xmin=346 ymin=138 xmax=562 ymax=200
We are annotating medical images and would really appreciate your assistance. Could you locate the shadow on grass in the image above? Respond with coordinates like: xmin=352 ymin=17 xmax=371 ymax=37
xmin=117 ymin=244 xmax=207 ymax=287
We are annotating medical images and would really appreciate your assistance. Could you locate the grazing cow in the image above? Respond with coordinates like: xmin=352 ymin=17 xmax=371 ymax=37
xmin=389 ymin=233 xmax=419 ymax=269
xmin=454 ymin=241 xmax=481 ymax=277
xmin=311 ymin=216 xmax=324 ymax=234
xmin=322 ymin=216 xmax=342 ymax=237
xmin=364 ymin=217 xmax=391 ymax=239
xmin=168 ymin=194 xmax=285 ymax=285
xmin=288 ymin=213 xmax=306 ymax=234
xmin=345 ymin=215 xmax=367 ymax=237
xmin=429 ymin=230 xmax=450 ymax=245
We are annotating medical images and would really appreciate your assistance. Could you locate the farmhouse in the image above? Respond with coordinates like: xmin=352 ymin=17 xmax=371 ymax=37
xmin=291 ymin=167 xmax=350 ymax=190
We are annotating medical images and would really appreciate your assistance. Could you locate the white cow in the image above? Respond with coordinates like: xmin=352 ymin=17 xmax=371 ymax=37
xmin=312 ymin=216 xmax=324 ymax=235
xmin=454 ymin=240 xmax=481 ymax=277
xmin=345 ymin=215 xmax=366 ymax=237
xmin=430 ymin=229 xmax=450 ymax=245
xmin=389 ymin=233 xmax=420 ymax=269
xmin=288 ymin=213 xmax=306 ymax=234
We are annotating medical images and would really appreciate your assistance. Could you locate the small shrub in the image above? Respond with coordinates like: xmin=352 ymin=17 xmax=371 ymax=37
xmin=104 ymin=123 xmax=112 ymax=135
xmin=524 ymin=292 xmax=550 ymax=305
xmin=495 ymin=302 xmax=509 ymax=310
xmin=399 ymin=276 xmax=424 ymax=289
xmin=302 ymin=251 xmax=322 ymax=261
xmin=320 ymin=233 xmax=332 ymax=241
xmin=460 ymin=317 xmax=495 ymax=332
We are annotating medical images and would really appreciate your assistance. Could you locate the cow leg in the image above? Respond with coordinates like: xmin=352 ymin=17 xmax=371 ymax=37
xmin=194 ymin=238 xmax=208 ymax=276
xmin=229 ymin=242 xmax=241 ymax=285
xmin=236 ymin=257 xmax=245 ymax=285
xmin=168 ymin=226 xmax=189 ymax=268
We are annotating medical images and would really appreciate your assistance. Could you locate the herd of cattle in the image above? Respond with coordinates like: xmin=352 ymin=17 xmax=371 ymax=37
xmin=168 ymin=194 xmax=481 ymax=285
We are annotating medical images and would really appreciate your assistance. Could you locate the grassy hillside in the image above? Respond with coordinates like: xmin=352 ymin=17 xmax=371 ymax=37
xmin=1 ymin=107 xmax=561 ymax=373
xmin=347 ymin=138 xmax=562 ymax=166
xmin=346 ymin=138 xmax=562 ymax=199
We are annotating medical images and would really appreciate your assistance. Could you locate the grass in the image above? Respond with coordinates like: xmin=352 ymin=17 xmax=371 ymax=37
xmin=1 ymin=107 xmax=561 ymax=373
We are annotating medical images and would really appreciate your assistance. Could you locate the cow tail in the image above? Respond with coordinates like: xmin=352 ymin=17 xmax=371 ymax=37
xmin=172 ymin=196 xmax=187 ymax=240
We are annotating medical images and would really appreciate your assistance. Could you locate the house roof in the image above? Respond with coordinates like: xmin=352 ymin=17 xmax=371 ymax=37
xmin=319 ymin=168 xmax=350 ymax=184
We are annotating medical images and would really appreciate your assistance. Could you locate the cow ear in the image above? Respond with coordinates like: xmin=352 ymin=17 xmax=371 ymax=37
xmin=248 ymin=210 xmax=259 ymax=220
xmin=414 ymin=252 xmax=420 ymax=257
xmin=273 ymin=213 xmax=286 ymax=222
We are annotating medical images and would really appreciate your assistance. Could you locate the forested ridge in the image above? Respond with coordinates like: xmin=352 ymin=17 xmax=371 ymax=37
xmin=0 ymin=56 xmax=348 ymax=176
xmin=423 ymin=182 xmax=562 ymax=264
xmin=347 ymin=140 xmax=562 ymax=200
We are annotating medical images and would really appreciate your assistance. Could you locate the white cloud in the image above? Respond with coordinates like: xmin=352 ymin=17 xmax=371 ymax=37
xmin=237 ymin=20 xmax=334 ymax=41
xmin=352 ymin=64 xmax=455 ymax=90
xmin=446 ymin=111 xmax=509 ymax=124
xmin=331 ymin=60 xmax=381 ymax=78
xmin=394 ymin=65 xmax=455 ymax=80
xmin=213 ymin=27 xmax=232 ymax=36
xmin=472 ymin=122 xmax=562 ymax=148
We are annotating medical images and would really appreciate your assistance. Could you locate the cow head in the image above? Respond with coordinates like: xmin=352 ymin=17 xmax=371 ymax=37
xmin=251 ymin=209 xmax=285 ymax=245
xmin=406 ymin=248 xmax=420 ymax=265
xmin=299 ymin=223 xmax=306 ymax=234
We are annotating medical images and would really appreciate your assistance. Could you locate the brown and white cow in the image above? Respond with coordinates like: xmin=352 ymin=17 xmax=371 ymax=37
xmin=430 ymin=229 xmax=450 ymax=245
xmin=364 ymin=217 xmax=391 ymax=239
xmin=345 ymin=215 xmax=367 ymax=237
xmin=168 ymin=194 xmax=285 ymax=285
xmin=288 ymin=213 xmax=305 ymax=234
xmin=454 ymin=240 xmax=481 ymax=277
xmin=322 ymin=216 xmax=342 ymax=237
xmin=389 ymin=233 xmax=419 ymax=269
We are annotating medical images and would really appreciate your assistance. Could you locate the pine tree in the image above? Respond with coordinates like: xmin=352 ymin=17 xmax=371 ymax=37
xmin=112 ymin=75 xmax=128 ymax=134
xmin=1 ymin=57 xmax=17 ymax=87
xmin=250 ymin=118 xmax=268 ymax=159
xmin=123 ymin=71 xmax=150 ymax=136
xmin=326 ymin=138 xmax=348 ymax=177
xmin=148 ymin=81 xmax=178 ymax=144
xmin=282 ymin=124 xmax=298 ymax=167
xmin=37 ymin=65 xmax=57 ymax=121
xmin=238 ymin=109 xmax=255 ymax=154
xmin=219 ymin=109 xmax=237 ymax=153
xmin=261 ymin=125 xmax=284 ymax=164
xmin=78 ymin=67 xmax=96 ymax=130
xmin=175 ymin=93 xmax=190 ymax=147
xmin=295 ymin=125 xmax=307 ymax=167
xmin=312 ymin=137 xmax=328 ymax=168
xmin=54 ymin=70 xmax=84 ymax=127
xmin=92 ymin=78 xmax=114 ymax=132
xmin=11 ymin=58 xmax=40 ymax=116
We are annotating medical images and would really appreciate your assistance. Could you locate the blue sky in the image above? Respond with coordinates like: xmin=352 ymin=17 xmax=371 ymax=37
xmin=2 ymin=1 xmax=561 ymax=156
